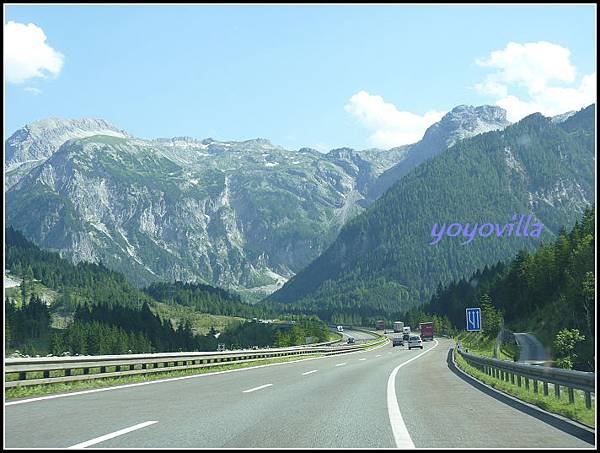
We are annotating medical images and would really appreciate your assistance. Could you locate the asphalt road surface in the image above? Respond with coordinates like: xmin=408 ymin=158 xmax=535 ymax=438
xmin=5 ymin=336 xmax=593 ymax=448
xmin=514 ymin=333 xmax=550 ymax=362
xmin=337 ymin=328 xmax=378 ymax=343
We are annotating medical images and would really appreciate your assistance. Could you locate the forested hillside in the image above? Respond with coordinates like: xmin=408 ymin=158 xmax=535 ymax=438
xmin=5 ymin=228 xmax=328 ymax=355
xmin=420 ymin=207 xmax=595 ymax=370
xmin=268 ymin=105 xmax=595 ymax=320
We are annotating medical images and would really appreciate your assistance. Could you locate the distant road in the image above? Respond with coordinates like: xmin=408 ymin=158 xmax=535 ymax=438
xmin=337 ymin=328 xmax=378 ymax=342
xmin=5 ymin=337 xmax=591 ymax=448
xmin=514 ymin=333 xmax=550 ymax=362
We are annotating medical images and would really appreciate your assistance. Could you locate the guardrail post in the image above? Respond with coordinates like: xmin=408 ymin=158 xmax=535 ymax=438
xmin=568 ymin=387 xmax=575 ymax=404
xmin=510 ymin=372 xmax=515 ymax=384
xmin=517 ymin=375 xmax=522 ymax=387
xmin=525 ymin=377 xmax=529 ymax=390
xmin=555 ymin=384 xmax=560 ymax=398
xmin=533 ymin=380 xmax=538 ymax=394
xmin=585 ymin=391 xmax=592 ymax=409
xmin=65 ymin=369 xmax=71 ymax=377
xmin=43 ymin=370 xmax=50 ymax=379
xmin=19 ymin=372 xmax=26 ymax=381
xmin=543 ymin=382 xmax=548 ymax=396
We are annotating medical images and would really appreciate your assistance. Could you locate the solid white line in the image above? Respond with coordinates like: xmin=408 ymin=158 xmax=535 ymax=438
xmin=335 ymin=362 xmax=347 ymax=367
xmin=68 ymin=421 xmax=158 ymax=449
xmin=387 ymin=339 xmax=439 ymax=449
xmin=242 ymin=384 xmax=273 ymax=393
xmin=302 ymin=370 xmax=318 ymax=375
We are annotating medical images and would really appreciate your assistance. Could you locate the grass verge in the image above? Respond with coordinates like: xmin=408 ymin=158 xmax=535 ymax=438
xmin=453 ymin=349 xmax=595 ymax=428
xmin=5 ymin=353 xmax=323 ymax=401
xmin=455 ymin=332 xmax=497 ymax=357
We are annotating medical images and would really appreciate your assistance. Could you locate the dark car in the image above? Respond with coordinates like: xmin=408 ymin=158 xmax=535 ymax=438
xmin=402 ymin=333 xmax=410 ymax=342
xmin=392 ymin=337 xmax=404 ymax=347
xmin=347 ymin=337 xmax=355 ymax=344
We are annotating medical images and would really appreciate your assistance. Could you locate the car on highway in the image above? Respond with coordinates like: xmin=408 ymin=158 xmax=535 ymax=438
xmin=392 ymin=337 xmax=404 ymax=347
xmin=347 ymin=337 xmax=355 ymax=344
xmin=407 ymin=335 xmax=423 ymax=350
xmin=402 ymin=332 xmax=410 ymax=342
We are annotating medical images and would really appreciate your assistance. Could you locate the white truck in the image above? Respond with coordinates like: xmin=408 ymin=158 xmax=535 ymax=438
xmin=393 ymin=321 xmax=404 ymax=333
xmin=403 ymin=326 xmax=411 ymax=334
xmin=337 ymin=325 xmax=344 ymax=332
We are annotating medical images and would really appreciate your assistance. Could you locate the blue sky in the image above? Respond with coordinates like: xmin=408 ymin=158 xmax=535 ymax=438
xmin=5 ymin=5 xmax=597 ymax=151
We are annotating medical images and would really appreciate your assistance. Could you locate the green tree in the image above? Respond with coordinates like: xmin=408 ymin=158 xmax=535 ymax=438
xmin=553 ymin=328 xmax=585 ymax=370
xmin=481 ymin=294 xmax=501 ymax=338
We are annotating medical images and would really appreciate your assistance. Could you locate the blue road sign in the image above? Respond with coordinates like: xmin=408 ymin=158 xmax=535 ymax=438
xmin=466 ymin=308 xmax=481 ymax=332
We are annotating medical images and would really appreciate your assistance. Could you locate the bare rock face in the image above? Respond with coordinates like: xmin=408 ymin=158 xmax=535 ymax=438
xmin=367 ymin=105 xmax=511 ymax=201
xmin=5 ymin=125 xmax=391 ymax=297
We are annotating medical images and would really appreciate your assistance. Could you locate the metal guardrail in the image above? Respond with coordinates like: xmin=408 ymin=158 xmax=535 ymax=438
xmin=5 ymin=333 xmax=386 ymax=388
xmin=457 ymin=348 xmax=595 ymax=409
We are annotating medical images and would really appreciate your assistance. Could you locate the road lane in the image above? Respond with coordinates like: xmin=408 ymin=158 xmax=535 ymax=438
xmin=5 ymin=336 xmax=592 ymax=448
xmin=5 ymin=337 xmax=401 ymax=448
xmin=395 ymin=339 xmax=591 ymax=448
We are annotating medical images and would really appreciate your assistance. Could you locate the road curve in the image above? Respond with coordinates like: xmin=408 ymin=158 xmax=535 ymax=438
xmin=514 ymin=333 xmax=550 ymax=362
xmin=5 ymin=337 xmax=592 ymax=448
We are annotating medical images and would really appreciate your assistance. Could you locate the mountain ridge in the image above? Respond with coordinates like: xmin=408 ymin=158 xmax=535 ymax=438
xmin=267 ymin=104 xmax=595 ymax=320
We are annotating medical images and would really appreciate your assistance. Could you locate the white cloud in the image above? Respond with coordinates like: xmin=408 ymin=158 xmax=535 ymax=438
xmin=345 ymin=91 xmax=444 ymax=148
xmin=5 ymin=21 xmax=64 ymax=84
xmin=476 ymin=41 xmax=595 ymax=121
xmin=24 ymin=87 xmax=42 ymax=95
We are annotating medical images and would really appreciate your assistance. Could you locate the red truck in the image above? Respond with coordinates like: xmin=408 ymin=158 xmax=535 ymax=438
xmin=420 ymin=322 xmax=434 ymax=341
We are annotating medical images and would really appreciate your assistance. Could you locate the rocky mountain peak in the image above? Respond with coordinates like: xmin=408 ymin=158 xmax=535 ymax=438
xmin=6 ymin=117 xmax=130 ymax=170
xmin=422 ymin=105 xmax=510 ymax=149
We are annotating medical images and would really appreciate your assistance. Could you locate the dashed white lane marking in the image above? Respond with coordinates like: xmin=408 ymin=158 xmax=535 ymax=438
xmin=7 ymin=331 xmax=384 ymax=407
xmin=387 ymin=339 xmax=439 ymax=449
xmin=6 ymin=353 xmax=329 ymax=407
xmin=359 ymin=358 xmax=366 ymax=361
xmin=335 ymin=362 xmax=347 ymax=367
xmin=302 ymin=370 xmax=318 ymax=375
xmin=376 ymin=354 xmax=382 ymax=357
xmin=243 ymin=384 xmax=273 ymax=393
xmin=68 ymin=421 xmax=158 ymax=449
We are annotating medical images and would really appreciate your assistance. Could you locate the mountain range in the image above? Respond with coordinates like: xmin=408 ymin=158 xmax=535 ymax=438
xmin=5 ymin=105 xmax=514 ymax=299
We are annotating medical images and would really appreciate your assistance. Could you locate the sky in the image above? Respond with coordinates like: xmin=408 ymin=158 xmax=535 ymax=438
xmin=4 ymin=4 xmax=597 ymax=151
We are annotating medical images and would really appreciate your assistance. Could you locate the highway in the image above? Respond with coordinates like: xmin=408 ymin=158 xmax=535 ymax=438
xmin=514 ymin=332 xmax=550 ymax=362
xmin=5 ymin=332 xmax=593 ymax=448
